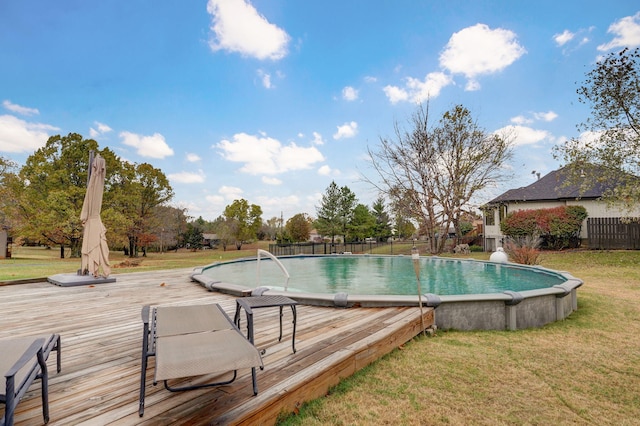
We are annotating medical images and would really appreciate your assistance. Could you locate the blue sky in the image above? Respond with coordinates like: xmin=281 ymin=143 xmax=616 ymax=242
xmin=1 ymin=1 xmax=639 ymax=222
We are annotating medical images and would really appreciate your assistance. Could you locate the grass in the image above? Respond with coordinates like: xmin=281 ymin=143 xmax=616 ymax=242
xmin=3 ymin=246 xmax=640 ymax=424
xmin=0 ymin=243 xmax=271 ymax=282
xmin=276 ymin=249 xmax=640 ymax=425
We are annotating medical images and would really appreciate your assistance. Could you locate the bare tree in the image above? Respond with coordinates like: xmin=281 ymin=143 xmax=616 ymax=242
xmin=366 ymin=103 xmax=513 ymax=253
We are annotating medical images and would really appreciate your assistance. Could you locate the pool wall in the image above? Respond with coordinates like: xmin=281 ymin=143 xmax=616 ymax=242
xmin=190 ymin=262 xmax=582 ymax=331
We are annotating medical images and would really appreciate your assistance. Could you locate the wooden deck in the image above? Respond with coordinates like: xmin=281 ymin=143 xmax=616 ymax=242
xmin=0 ymin=269 xmax=434 ymax=425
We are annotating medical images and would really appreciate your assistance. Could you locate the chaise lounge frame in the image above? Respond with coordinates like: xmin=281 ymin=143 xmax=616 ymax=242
xmin=1 ymin=334 xmax=61 ymax=426
xmin=138 ymin=303 xmax=263 ymax=417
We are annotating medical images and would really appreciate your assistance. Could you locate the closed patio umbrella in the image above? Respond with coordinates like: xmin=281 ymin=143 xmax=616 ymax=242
xmin=80 ymin=153 xmax=111 ymax=278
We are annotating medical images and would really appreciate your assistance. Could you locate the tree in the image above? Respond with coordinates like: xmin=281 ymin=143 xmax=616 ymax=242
xmin=180 ymin=223 xmax=204 ymax=251
xmin=371 ymin=197 xmax=392 ymax=241
xmin=394 ymin=213 xmax=416 ymax=240
xmin=554 ymin=47 xmax=640 ymax=209
xmin=347 ymin=204 xmax=376 ymax=241
xmin=285 ymin=213 xmax=312 ymax=242
xmin=113 ymin=162 xmax=174 ymax=257
xmin=15 ymin=134 xmax=123 ymax=258
xmin=0 ymin=156 xmax=19 ymax=229
xmin=367 ymin=103 xmax=513 ymax=253
xmin=212 ymin=215 xmax=234 ymax=251
xmin=148 ymin=205 xmax=189 ymax=252
xmin=314 ymin=181 xmax=357 ymax=243
xmin=262 ymin=216 xmax=281 ymax=241
xmin=223 ymin=199 xmax=263 ymax=250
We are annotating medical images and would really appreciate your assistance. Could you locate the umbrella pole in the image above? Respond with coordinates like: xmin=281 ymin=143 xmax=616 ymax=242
xmin=411 ymin=243 xmax=426 ymax=337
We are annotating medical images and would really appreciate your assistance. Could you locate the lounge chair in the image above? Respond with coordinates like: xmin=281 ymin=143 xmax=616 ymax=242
xmin=138 ymin=303 xmax=264 ymax=417
xmin=1 ymin=334 xmax=61 ymax=426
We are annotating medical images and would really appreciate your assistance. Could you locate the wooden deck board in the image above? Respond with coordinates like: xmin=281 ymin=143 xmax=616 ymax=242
xmin=0 ymin=268 xmax=433 ymax=425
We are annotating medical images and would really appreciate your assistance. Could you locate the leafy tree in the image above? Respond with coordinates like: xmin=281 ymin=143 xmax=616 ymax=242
xmin=367 ymin=103 xmax=513 ymax=253
xmin=394 ymin=213 xmax=416 ymax=240
xmin=554 ymin=47 xmax=640 ymax=209
xmin=148 ymin=205 xmax=189 ymax=252
xmin=285 ymin=213 xmax=312 ymax=242
xmin=16 ymin=134 xmax=123 ymax=258
xmin=347 ymin=204 xmax=376 ymax=241
xmin=262 ymin=216 xmax=281 ymax=241
xmin=180 ymin=223 xmax=204 ymax=251
xmin=113 ymin=162 xmax=174 ymax=257
xmin=371 ymin=197 xmax=392 ymax=241
xmin=0 ymin=156 xmax=19 ymax=229
xmin=223 ymin=199 xmax=263 ymax=250
xmin=212 ymin=215 xmax=234 ymax=251
xmin=314 ymin=181 xmax=357 ymax=243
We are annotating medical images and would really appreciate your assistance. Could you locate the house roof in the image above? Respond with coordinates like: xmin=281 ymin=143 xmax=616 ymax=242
xmin=486 ymin=165 xmax=617 ymax=204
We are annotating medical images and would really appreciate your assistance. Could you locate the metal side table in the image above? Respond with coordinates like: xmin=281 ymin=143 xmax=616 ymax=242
xmin=234 ymin=295 xmax=298 ymax=353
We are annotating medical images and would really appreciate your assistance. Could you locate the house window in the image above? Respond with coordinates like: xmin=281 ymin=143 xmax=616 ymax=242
xmin=485 ymin=208 xmax=496 ymax=226
xmin=499 ymin=205 xmax=507 ymax=223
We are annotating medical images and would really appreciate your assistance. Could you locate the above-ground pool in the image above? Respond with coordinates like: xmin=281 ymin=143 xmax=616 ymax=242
xmin=190 ymin=254 xmax=583 ymax=331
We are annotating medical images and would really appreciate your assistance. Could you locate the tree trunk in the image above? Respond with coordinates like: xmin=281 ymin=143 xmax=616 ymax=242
xmin=60 ymin=244 xmax=65 ymax=259
xmin=69 ymin=237 xmax=81 ymax=258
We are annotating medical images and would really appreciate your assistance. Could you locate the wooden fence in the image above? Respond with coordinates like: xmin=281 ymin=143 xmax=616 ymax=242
xmin=587 ymin=217 xmax=640 ymax=250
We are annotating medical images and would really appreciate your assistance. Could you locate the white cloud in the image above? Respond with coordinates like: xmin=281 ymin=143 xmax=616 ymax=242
xmin=364 ymin=76 xmax=377 ymax=83
xmin=533 ymin=111 xmax=558 ymax=122
xmin=254 ymin=194 xmax=300 ymax=216
xmin=511 ymin=111 xmax=558 ymax=125
xmin=168 ymin=170 xmax=206 ymax=184
xmin=257 ymin=69 xmax=272 ymax=88
xmin=406 ymin=72 xmax=454 ymax=101
xmin=384 ymin=72 xmax=452 ymax=104
xmin=2 ymin=100 xmax=39 ymax=116
xmin=317 ymin=165 xmax=332 ymax=176
xmin=439 ymin=23 xmax=526 ymax=90
xmin=186 ymin=153 xmax=201 ymax=162
xmin=219 ymin=185 xmax=244 ymax=199
xmin=510 ymin=115 xmax=532 ymax=125
xmin=554 ymin=30 xmax=575 ymax=46
xmin=342 ymin=86 xmax=358 ymax=101
xmin=311 ymin=132 xmax=324 ymax=145
xmin=207 ymin=0 xmax=290 ymax=60
xmin=495 ymin=125 xmax=552 ymax=147
xmin=382 ymin=85 xmax=409 ymax=104
xmin=205 ymin=194 xmax=225 ymax=204
xmin=262 ymin=176 xmax=282 ymax=185
xmin=333 ymin=121 xmax=358 ymax=139
xmin=598 ymin=12 xmax=640 ymax=51
xmin=0 ymin=115 xmax=57 ymax=153
xmin=216 ymin=132 xmax=325 ymax=175
xmin=89 ymin=121 xmax=112 ymax=138
xmin=119 ymin=131 xmax=174 ymax=159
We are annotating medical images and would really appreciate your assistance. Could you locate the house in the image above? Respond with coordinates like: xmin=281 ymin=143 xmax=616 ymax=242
xmin=202 ymin=233 xmax=219 ymax=248
xmin=482 ymin=165 xmax=640 ymax=251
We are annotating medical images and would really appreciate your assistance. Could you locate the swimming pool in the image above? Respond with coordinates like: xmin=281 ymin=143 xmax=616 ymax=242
xmin=190 ymin=253 xmax=583 ymax=331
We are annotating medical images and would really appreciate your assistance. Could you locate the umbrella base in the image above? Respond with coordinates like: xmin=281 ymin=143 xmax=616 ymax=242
xmin=47 ymin=273 xmax=116 ymax=287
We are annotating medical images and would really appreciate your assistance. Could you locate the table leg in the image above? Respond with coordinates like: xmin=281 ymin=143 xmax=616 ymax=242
xmin=291 ymin=305 xmax=297 ymax=353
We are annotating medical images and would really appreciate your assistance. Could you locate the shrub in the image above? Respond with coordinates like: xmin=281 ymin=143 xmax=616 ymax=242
xmin=500 ymin=205 xmax=587 ymax=250
xmin=503 ymin=236 xmax=542 ymax=265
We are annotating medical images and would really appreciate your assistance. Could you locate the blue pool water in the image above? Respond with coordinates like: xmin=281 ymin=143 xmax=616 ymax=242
xmin=201 ymin=255 xmax=567 ymax=296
